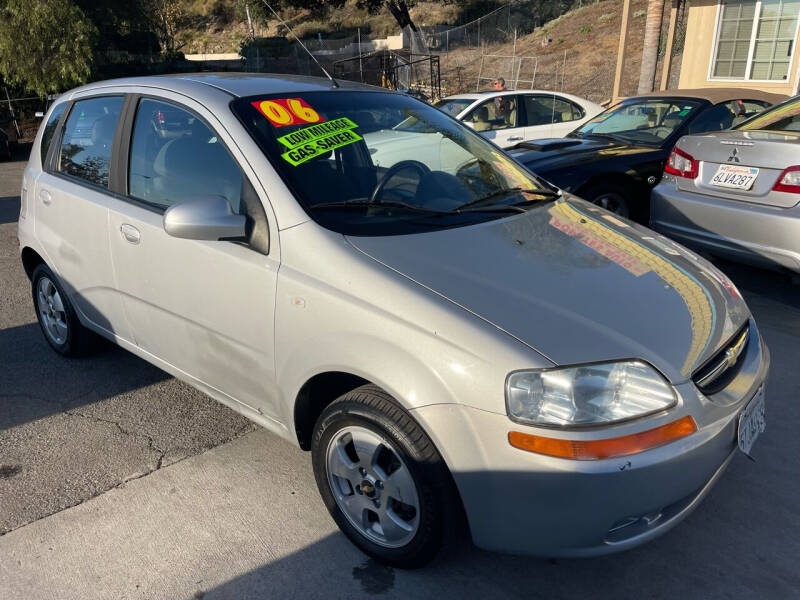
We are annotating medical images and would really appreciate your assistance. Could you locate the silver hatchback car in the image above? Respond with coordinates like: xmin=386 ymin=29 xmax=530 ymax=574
xmin=652 ymin=95 xmax=800 ymax=273
xmin=19 ymin=74 xmax=768 ymax=567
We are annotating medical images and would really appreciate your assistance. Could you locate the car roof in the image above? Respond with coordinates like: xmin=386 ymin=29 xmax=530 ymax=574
xmin=442 ymin=90 xmax=590 ymax=102
xmin=63 ymin=73 xmax=385 ymax=100
xmin=626 ymin=87 xmax=787 ymax=105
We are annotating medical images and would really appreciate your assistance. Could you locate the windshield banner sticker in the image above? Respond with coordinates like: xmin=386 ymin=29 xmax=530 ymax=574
xmin=252 ymin=98 xmax=325 ymax=127
xmin=281 ymin=123 xmax=362 ymax=166
xmin=277 ymin=117 xmax=359 ymax=150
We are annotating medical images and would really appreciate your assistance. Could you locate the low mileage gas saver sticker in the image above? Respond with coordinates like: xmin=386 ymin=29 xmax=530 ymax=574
xmin=278 ymin=117 xmax=362 ymax=166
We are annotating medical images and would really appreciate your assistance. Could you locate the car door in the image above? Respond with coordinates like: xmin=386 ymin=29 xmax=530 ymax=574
xmin=522 ymin=95 xmax=587 ymax=140
xmin=465 ymin=95 xmax=525 ymax=147
xmin=107 ymin=94 xmax=281 ymax=420
xmin=34 ymin=95 xmax=133 ymax=341
xmin=549 ymin=97 xmax=587 ymax=138
xmin=521 ymin=94 xmax=556 ymax=140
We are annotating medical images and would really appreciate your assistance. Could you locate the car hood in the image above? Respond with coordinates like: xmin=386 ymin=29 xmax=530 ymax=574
xmin=509 ymin=136 xmax=660 ymax=169
xmin=346 ymin=198 xmax=750 ymax=383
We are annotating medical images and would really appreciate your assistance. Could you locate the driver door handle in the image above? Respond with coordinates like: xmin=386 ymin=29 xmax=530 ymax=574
xmin=507 ymin=136 xmax=523 ymax=141
xmin=120 ymin=223 xmax=141 ymax=244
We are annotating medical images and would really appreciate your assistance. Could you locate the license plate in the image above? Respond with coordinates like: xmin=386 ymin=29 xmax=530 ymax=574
xmin=711 ymin=164 xmax=759 ymax=190
xmin=738 ymin=386 xmax=766 ymax=456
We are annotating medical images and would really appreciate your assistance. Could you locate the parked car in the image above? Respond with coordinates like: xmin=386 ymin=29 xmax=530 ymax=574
xmin=20 ymin=74 xmax=768 ymax=567
xmin=434 ymin=90 xmax=603 ymax=148
xmin=507 ymin=89 xmax=785 ymax=221
xmin=651 ymin=95 xmax=800 ymax=274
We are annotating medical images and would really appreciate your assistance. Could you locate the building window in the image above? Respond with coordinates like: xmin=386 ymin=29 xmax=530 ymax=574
xmin=712 ymin=0 xmax=800 ymax=81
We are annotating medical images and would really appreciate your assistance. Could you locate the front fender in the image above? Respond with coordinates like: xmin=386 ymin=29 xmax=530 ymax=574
xmin=277 ymin=331 xmax=459 ymax=423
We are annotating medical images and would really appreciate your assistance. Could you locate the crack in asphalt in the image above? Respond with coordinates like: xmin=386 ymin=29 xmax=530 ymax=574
xmin=63 ymin=407 xmax=168 ymax=471
xmin=0 ymin=386 xmax=258 ymax=536
xmin=0 ymin=420 xmax=258 ymax=537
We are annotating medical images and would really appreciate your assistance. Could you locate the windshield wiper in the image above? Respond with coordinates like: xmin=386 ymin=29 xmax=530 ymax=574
xmin=580 ymin=132 xmax=631 ymax=144
xmin=454 ymin=187 xmax=560 ymax=212
xmin=310 ymin=200 xmax=453 ymax=214
xmin=310 ymin=199 xmax=531 ymax=216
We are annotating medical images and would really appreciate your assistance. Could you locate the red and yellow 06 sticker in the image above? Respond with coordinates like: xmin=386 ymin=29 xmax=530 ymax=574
xmin=251 ymin=98 xmax=324 ymax=127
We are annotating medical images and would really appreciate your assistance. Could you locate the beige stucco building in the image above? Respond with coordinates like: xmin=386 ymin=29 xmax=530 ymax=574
xmin=679 ymin=0 xmax=800 ymax=95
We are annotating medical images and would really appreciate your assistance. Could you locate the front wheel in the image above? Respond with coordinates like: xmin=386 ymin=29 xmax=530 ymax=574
xmin=583 ymin=183 xmax=632 ymax=219
xmin=311 ymin=385 xmax=460 ymax=568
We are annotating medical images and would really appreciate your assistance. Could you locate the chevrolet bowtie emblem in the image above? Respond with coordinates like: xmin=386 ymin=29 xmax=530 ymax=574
xmin=728 ymin=147 xmax=741 ymax=163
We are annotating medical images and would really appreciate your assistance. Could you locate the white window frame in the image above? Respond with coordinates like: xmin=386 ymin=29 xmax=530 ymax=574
xmin=708 ymin=0 xmax=800 ymax=83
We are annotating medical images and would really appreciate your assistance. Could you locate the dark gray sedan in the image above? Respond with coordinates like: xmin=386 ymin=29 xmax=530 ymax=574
xmin=651 ymin=95 xmax=800 ymax=273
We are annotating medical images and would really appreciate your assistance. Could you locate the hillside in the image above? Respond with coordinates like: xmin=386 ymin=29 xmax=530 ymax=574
xmin=174 ymin=0 xmax=682 ymax=102
xmin=177 ymin=0 xmax=463 ymax=54
xmin=438 ymin=0 xmax=682 ymax=101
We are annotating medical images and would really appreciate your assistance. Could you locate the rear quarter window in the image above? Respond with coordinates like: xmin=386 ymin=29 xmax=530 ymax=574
xmin=40 ymin=103 xmax=66 ymax=167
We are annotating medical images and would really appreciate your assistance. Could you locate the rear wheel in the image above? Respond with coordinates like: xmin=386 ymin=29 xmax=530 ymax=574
xmin=311 ymin=385 xmax=460 ymax=568
xmin=31 ymin=264 xmax=97 ymax=356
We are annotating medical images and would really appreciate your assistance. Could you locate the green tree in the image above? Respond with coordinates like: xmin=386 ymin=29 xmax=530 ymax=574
xmin=0 ymin=0 xmax=96 ymax=96
xmin=143 ymin=0 xmax=186 ymax=58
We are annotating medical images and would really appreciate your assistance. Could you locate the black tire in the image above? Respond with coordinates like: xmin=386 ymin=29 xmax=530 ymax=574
xmin=311 ymin=384 xmax=462 ymax=568
xmin=582 ymin=182 xmax=634 ymax=220
xmin=31 ymin=263 xmax=98 ymax=356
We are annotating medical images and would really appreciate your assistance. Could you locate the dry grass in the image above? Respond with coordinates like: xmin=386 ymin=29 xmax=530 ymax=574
xmin=440 ymin=0 xmax=680 ymax=103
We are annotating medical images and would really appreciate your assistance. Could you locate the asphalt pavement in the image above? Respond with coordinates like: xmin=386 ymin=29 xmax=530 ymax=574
xmin=1 ymin=155 xmax=798 ymax=599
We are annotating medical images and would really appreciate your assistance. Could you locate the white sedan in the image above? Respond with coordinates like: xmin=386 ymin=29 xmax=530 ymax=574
xmin=435 ymin=90 xmax=604 ymax=148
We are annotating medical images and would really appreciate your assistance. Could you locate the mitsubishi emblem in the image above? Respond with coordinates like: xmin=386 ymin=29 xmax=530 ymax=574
xmin=728 ymin=147 xmax=741 ymax=163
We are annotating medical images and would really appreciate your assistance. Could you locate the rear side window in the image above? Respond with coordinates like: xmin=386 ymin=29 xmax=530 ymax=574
xmin=737 ymin=96 xmax=800 ymax=131
xmin=524 ymin=96 xmax=584 ymax=126
xmin=40 ymin=103 xmax=66 ymax=167
xmin=466 ymin=96 xmax=519 ymax=131
xmin=686 ymin=103 xmax=735 ymax=134
xmin=128 ymin=98 xmax=244 ymax=211
xmin=58 ymin=96 xmax=124 ymax=187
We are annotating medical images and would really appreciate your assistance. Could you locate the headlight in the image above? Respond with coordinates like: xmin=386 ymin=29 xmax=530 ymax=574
xmin=506 ymin=361 xmax=676 ymax=427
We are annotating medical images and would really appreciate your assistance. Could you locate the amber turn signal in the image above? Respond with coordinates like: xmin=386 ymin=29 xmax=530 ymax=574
xmin=508 ymin=415 xmax=698 ymax=460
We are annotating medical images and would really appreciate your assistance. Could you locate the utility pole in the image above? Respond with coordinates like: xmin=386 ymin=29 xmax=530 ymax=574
xmin=358 ymin=28 xmax=364 ymax=83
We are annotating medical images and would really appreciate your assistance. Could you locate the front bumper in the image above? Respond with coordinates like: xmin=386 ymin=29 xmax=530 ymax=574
xmin=650 ymin=180 xmax=800 ymax=273
xmin=413 ymin=323 xmax=770 ymax=557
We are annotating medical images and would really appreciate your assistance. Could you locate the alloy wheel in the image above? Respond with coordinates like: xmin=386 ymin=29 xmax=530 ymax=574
xmin=325 ymin=425 xmax=420 ymax=548
xmin=37 ymin=276 xmax=68 ymax=345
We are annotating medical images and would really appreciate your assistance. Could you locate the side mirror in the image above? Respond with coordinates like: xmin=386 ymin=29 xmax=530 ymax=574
xmin=163 ymin=196 xmax=246 ymax=241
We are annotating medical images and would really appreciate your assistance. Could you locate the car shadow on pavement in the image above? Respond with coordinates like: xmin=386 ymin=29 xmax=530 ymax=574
xmin=0 ymin=195 xmax=20 ymax=225
xmin=0 ymin=322 xmax=169 ymax=430
xmin=201 ymin=455 xmax=800 ymax=600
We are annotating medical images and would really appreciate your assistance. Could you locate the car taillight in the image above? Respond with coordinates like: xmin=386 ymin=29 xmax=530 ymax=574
xmin=664 ymin=147 xmax=699 ymax=179
xmin=772 ymin=165 xmax=800 ymax=193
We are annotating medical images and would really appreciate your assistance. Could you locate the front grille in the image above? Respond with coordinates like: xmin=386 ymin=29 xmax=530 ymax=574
xmin=692 ymin=324 xmax=749 ymax=395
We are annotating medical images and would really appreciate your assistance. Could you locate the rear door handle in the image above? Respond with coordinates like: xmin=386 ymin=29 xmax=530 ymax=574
xmin=39 ymin=189 xmax=52 ymax=205
xmin=120 ymin=223 xmax=141 ymax=244
xmin=507 ymin=136 xmax=524 ymax=141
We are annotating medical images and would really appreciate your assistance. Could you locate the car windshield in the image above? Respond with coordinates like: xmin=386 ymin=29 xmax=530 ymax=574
xmin=571 ymin=98 xmax=702 ymax=145
xmin=736 ymin=96 xmax=800 ymax=132
xmin=232 ymin=91 xmax=556 ymax=235
xmin=434 ymin=98 xmax=473 ymax=117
